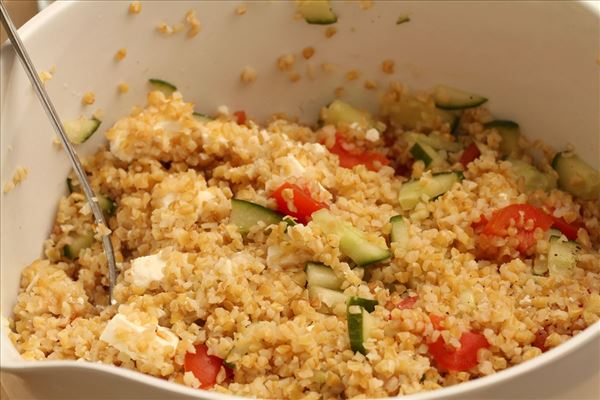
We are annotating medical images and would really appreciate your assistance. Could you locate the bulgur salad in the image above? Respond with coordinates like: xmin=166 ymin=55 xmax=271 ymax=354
xmin=8 ymin=80 xmax=600 ymax=399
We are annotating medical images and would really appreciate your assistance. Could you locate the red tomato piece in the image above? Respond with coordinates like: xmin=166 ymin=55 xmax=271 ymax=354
xmin=428 ymin=331 xmax=490 ymax=372
xmin=184 ymin=344 xmax=226 ymax=389
xmin=397 ymin=296 xmax=418 ymax=310
xmin=460 ymin=143 xmax=481 ymax=167
xmin=482 ymin=205 xmax=554 ymax=254
xmin=551 ymin=216 xmax=582 ymax=241
xmin=327 ymin=134 xmax=390 ymax=171
xmin=429 ymin=314 xmax=445 ymax=331
xmin=532 ymin=328 xmax=549 ymax=352
xmin=233 ymin=110 xmax=246 ymax=125
xmin=270 ymin=182 xmax=327 ymax=224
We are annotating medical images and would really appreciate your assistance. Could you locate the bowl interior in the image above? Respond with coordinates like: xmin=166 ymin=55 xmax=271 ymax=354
xmin=1 ymin=0 xmax=599 ymax=397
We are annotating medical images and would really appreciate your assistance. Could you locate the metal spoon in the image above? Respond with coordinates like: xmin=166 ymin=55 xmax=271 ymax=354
xmin=0 ymin=0 xmax=117 ymax=304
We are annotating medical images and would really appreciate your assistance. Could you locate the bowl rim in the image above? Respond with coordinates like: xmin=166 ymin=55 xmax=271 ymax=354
xmin=1 ymin=1 xmax=599 ymax=399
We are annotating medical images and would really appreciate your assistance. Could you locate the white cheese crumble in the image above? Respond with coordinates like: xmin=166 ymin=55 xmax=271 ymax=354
xmin=365 ymin=128 xmax=380 ymax=142
xmin=100 ymin=314 xmax=178 ymax=362
xmin=128 ymin=253 xmax=167 ymax=289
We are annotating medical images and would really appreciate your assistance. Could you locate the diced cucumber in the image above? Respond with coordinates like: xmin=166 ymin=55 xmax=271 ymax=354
xmin=283 ymin=216 xmax=298 ymax=227
xmin=297 ymin=0 xmax=338 ymax=25
xmin=63 ymin=116 xmax=101 ymax=144
xmin=63 ymin=233 xmax=95 ymax=260
xmin=552 ymin=152 xmax=600 ymax=200
xmin=410 ymin=142 xmax=447 ymax=168
xmin=347 ymin=304 xmax=374 ymax=355
xmin=390 ymin=215 xmax=408 ymax=248
xmin=308 ymin=285 xmax=348 ymax=310
xmin=148 ymin=79 xmax=177 ymax=96
xmin=348 ymin=296 xmax=378 ymax=313
xmin=230 ymin=199 xmax=283 ymax=234
xmin=508 ymin=159 xmax=557 ymax=193
xmin=98 ymin=195 xmax=116 ymax=216
xmin=311 ymin=209 xmax=391 ymax=266
xmin=389 ymin=97 xmax=457 ymax=131
xmin=66 ymin=177 xmax=75 ymax=194
xmin=321 ymin=100 xmax=375 ymax=130
xmin=405 ymin=132 xmax=462 ymax=152
xmin=398 ymin=172 xmax=463 ymax=210
xmin=192 ymin=112 xmax=213 ymax=123
xmin=433 ymin=85 xmax=487 ymax=110
xmin=396 ymin=15 xmax=410 ymax=25
xmin=548 ymin=237 xmax=580 ymax=278
xmin=305 ymin=262 xmax=343 ymax=290
xmin=484 ymin=120 xmax=521 ymax=157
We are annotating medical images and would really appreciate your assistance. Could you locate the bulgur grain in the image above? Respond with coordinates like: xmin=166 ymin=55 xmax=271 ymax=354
xmin=240 ymin=66 xmax=258 ymax=84
xmin=381 ymin=59 xmax=395 ymax=74
xmin=81 ymin=92 xmax=96 ymax=106
xmin=302 ymin=47 xmax=316 ymax=60
xmin=346 ymin=69 xmax=360 ymax=81
xmin=115 ymin=48 xmax=127 ymax=61
xmin=289 ymin=71 xmax=301 ymax=83
xmin=325 ymin=26 xmax=337 ymax=38
xmin=236 ymin=4 xmax=247 ymax=15
xmin=364 ymin=79 xmax=378 ymax=90
xmin=3 ymin=167 xmax=28 ymax=193
xmin=277 ymin=54 xmax=296 ymax=72
xmin=118 ymin=83 xmax=130 ymax=94
xmin=128 ymin=1 xmax=141 ymax=14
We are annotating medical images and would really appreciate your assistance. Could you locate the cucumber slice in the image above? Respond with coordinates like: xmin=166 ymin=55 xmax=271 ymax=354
xmin=297 ymin=0 xmax=337 ymax=25
xmin=389 ymin=97 xmax=457 ymax=131
xmin=348 ymin=296 xmax=378 ymax=313
xmin=230 ymin=199 xmax=283 ymax=234
xmin=508 ymin=159 xmax=557 ymax=193
xmin=308 ymin=285 xmax=348 ymax=310
xmin=64 ymin=117 xmax=101 ymax=144
xmin=98 ymin=195 xmax=116 ymax=216
xmin=148 ymin=79 xmax=177 ymax=96
xmin=390 ymin=215 xmax=408 ymax=248
xmin=66 ymin=178 xmax=75 ymax=194
xmin=484 ymin=120 xmax=521 ymax=157
xmin=405 ymin=132 xmax=462 ymax=152
xmin=433 ymin=85 xmax=488 ymax=110
xmin=311 ymin=209 xmax=391 ymax=266
xmin=552 ymin=152 xmax=600 ymax=200
xmin=305 ymin=262 xmax=343 ymax=290
xmin=347 ymin=304 xmax=373 ymax=355
xmin=321 ymin=100 xmax=375 ymax=130
xmin=63 ymin=233 xmax=95 ymax=260
xmin=398 ymin=172 xmax=463 ymax=210
xmin=410 ymin=142 xmax=447 ymax=168
xmin=548 ymin=237 xmax=580 ymax=278
xmin=192 ymin=112 xmax=213 ymax=123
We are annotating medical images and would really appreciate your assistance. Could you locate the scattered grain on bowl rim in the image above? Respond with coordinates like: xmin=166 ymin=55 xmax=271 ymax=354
xmin=81 ymin=92 xmax=96 ymax=106
xmin=3 ymin=167 xmax=28 ymax=193
xmin=277 ymin=54 xmax=296 ymax=71
xmin=236 ymin=4 xmax=247 ymax=15
xmin=185 ymin=10 xmax=201 ymax=37
xmin=118 ymin=83 xmax=129 ymax=94
xmin=382 ymin=59 xmax=395 ymax=74
xmin=302 ymin=47 xmax=316 ymax=60
xmin=240 ymin=66 xmax=258 ymax=84
xmin=128 ymin=1 xmax=141 ymax=14
xmin=114 ymin=48 xmax=127 ymax=61
xmin=325 ymin=26 xmax=337 ymax=38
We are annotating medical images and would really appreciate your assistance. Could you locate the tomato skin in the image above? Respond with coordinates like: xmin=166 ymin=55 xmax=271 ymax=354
xmin=270 ymin=182 xmax=327 ymax=224
xmin=184 ymin=344 xmax=227 ymax=389
xmin=233 ymin=110 xmax=246 ymax=125
xmin=328 ymin=134 xmax=390 ymax=171
xmin=428 ymin=331 xmax=490 ymax=372
xmin=397 ymin=296 xmax=418 ymax=310
xmin=481 ymin=204 xmax=554 ymax=253
xmin=429 ymin=314 xmax=445 ymax=330
xmin=460 ymin=143 xmax=481 ymax=167
xmin=551 ymin=216 xmax=581 ymax=241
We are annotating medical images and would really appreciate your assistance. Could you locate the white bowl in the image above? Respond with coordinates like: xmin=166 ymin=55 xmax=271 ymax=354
xmin=1 ymin=1 xmax=599 ymax=399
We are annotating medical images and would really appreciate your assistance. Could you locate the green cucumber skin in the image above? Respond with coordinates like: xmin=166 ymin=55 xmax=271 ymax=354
xmin=230 ymin=199 xmax=283 ymax=234
xmin=348 ymin=296 xmax=378 ymax=313
xmin=347 ymin=306 xmax=367 ymax=355
xmin=552 ymin=152 xmax=600 ymax=200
